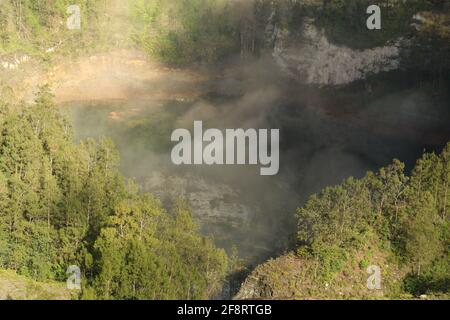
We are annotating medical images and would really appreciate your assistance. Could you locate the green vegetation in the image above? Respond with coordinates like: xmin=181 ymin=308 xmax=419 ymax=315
xmin=0 ymin=0 xmax=243 ymax=65
xmin=239 ymin=146 xmax=449 ymax=299
xmin=251 ymin=0 xmax=450 ymax=79
xmin=311 ymin=0 xmax=450 ymax=82
xmin=2 ymin=0 xmax=447 ymax=70
xmin=297 ymin=146 xmax=449 ymax=297
xmin=0 ymin=0 xmax=139 ymax=60
xmin=0 ymin=87 xmax=228 ymax=299
xmin=261 ymin=0 xmax=448 ymax=49
xmin=130 ymin=0 xmax=239 ymax=65
xmin=0 ymin=0 xmax=103 ymax=56
xmin=0 ymin=269 xmax=71 ymax=300
xmin=315 ymin=0 xmax=429 ymax=49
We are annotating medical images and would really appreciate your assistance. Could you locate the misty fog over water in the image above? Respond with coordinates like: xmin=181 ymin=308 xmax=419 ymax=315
xmin=61 ymin=65 xmax=450 ymax=266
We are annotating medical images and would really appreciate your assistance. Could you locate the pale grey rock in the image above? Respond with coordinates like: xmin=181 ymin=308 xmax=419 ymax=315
xmin=272 ymin=21 xmax=400 ymax=86
xmin=144 ymin=171 xmax=252 ymax=228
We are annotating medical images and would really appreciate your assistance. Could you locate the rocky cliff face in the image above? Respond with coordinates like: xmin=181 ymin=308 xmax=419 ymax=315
xmin=144 ymin=172 xmax=252 ymax=230
xmin=142 ymin=171 xmax=264 ymax=259
xmin=272 ymin=21 xmax=400 ymax=86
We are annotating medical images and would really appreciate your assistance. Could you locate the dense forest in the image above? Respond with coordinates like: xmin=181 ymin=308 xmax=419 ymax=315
xmin=237 ymin=145 xmax=449 ymax=299
xmin=130 ymin=0 xmax=450 ymax=69
xmin=0 ymin=87 xmax=228 ymax=299
xmin=0 ymin=0 xmax=105 ymax=55
xmin=296 ymin=145 xmax=449 ymax=296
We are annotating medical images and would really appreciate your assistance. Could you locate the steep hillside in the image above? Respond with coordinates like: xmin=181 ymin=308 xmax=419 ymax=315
xmin=0 ymin=269 xmax=70 ymax=300
xmin=237 ymin=144 xmax=450 ymax=300
xmin=0 ymin=87 xmax=229 ymax=300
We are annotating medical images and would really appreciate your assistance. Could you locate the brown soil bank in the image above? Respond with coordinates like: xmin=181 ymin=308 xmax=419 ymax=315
xmin=51 ymin=50 xmax=209 ymax=103
xmin=2 ymin=50 xmax=209 ymax=104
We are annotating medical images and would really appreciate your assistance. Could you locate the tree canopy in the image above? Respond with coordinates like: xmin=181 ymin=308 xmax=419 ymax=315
xmin=296 ymin=144 xmax=449 ymax=296
xmin=0 ymin=87 xmax=228 ymax=299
